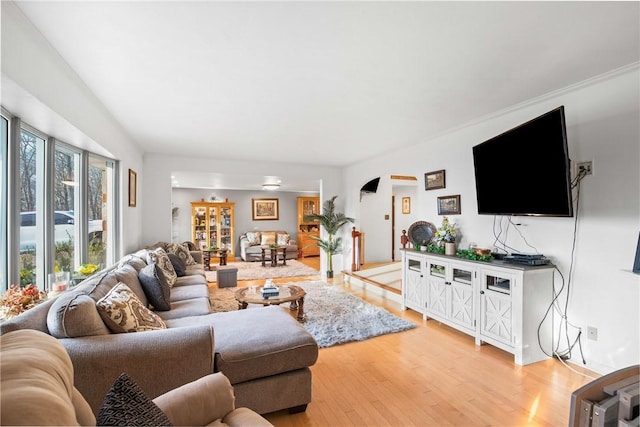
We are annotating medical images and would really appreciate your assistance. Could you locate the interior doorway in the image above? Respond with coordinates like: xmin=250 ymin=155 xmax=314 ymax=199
xmin=391 ymin=196 xmax=396 ymax=261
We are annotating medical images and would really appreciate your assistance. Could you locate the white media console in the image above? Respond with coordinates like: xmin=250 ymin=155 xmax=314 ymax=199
xmin=401 ymin=249 xmax=555 ymax=366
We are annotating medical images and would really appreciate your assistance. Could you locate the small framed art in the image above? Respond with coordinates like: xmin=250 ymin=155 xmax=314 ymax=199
xmin=425 ymin=169 xmax=446 ymax=190
xmin=437 ymin=195 xmax=460 ymax=215
xmin=252 ymin=198 xmax=279 ymax=220
xmin=401 ymin=197 xmax=411 ymax=214
xmin=128 ymin=169 xmax=137 ymax=207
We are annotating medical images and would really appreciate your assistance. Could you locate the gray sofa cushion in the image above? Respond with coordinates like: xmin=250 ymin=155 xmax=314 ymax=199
xmin=154 ymin=298 xmax=211 ymax=321
xmin=169 ymin=285 xmax=209 ymax=302
xmin=118 ymin=254 xmax=147 ymax=273
xmin=167 ymin=307 xmax=318 ymax=384
xmin=174 ymin=274 xmax=206 ymax=288
xmin=47 ymin=293 xmax=111 ymax=338
xmin=184 ymin=266 xmax=206 ymax=277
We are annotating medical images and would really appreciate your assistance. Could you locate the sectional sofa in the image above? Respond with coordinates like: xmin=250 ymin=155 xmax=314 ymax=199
xmin=0 ymin=242 xmax=319 ymax=416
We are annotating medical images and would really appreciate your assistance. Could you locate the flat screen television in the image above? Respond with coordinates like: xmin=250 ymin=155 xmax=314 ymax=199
xmin=472 ymin=106 xmax=573 ymax=217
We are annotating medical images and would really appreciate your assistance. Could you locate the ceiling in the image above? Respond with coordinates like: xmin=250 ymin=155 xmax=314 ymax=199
xmin=6 ymin=1 xmax=640 ymax=191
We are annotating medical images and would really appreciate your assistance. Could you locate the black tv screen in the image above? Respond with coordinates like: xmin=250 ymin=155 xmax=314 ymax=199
xmin=472 ymin=106 xmax=573 ymax=217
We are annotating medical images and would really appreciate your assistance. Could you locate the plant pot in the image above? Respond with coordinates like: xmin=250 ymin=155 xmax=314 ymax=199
xmin=445 ymin=242 xmax=457 ymax=256
xmin=326 ymin=270 xmax=334 ymax=279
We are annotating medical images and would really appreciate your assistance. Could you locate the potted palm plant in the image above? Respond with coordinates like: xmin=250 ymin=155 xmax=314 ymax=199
xmin=304 ymin=195 xmax=354 ymax=278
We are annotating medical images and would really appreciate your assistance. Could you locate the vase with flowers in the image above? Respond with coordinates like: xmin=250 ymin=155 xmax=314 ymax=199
xmin=0 ymin=284 xmax=47 ymax=320
xmin=434 ymin=217 xmax=458 ymax=256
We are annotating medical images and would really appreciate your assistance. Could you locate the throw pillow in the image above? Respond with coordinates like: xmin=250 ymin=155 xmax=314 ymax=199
xmin=277 ymin=233 xmax=290 ymax=246
xmin=148 ymin=248 xmax=177 ymax=287
xmin=97 ymin=373 xmax=173 ymax=427
xmin=165 ymin=242 xmax=197 ymax=266
xmin=166 ymin=253 xmax=186 ymax=277
xmin=96 ymin=283 xmax=167 ymax=333
xmin=260 ymin=231 xmax=276 ymax=246
xmin=138 ymin=263 xmax=171 ymax=311
xmin=245 ymin=231 xmax=261 ymax=245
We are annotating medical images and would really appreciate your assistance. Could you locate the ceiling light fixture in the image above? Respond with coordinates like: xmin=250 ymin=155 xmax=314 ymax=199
xmin=262 ymin=183 xmax=280 ymax=190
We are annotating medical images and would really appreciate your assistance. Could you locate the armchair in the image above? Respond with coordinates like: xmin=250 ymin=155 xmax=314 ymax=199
xmin=0 ymin=329 xmax=272 ymax=426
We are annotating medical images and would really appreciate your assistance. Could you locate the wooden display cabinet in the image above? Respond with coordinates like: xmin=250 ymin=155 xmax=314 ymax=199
xmin=191 ymin=201 xmax=235 ymax=262
xmin=297 ymin=196 xmax=320 ymax=257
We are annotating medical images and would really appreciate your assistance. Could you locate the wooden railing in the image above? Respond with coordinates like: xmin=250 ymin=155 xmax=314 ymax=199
xmin=351 ymin=227 xmax=364 ymax=271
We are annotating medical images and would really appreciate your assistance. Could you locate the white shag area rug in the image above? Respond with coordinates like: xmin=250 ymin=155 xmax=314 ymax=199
xmin=209 ymin=281 xmax=416 ymax=348
xmin=205 ymin=259 xmax=319 ymax=282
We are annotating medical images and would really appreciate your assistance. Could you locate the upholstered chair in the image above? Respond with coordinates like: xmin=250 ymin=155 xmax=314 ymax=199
xmin=0 ymin=329 xmax=272 ymax=426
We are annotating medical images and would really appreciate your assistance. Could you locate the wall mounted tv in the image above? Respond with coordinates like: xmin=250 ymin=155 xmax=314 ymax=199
xmin=472 ymin=106 xmax=573 ymax=217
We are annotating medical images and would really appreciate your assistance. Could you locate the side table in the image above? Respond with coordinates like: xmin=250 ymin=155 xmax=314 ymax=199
xmin=261 ymin=247 xmax=287 ymax=267
xmin=203 ymin=249 xmax=229 ymax=271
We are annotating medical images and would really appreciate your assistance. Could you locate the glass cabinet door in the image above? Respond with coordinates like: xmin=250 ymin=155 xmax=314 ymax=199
xmin=208 ymin=206 xmax=218 ymax=249
xmin=303 ymin=200 xmax=317 ymax=217
xmin=219 ymin=206 xmax=232 ymax=251
xmin=193 ymin=206 xmax=207 ymax=249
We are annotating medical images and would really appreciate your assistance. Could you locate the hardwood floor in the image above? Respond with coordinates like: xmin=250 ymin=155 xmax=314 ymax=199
xmin=231 ymin=261 xmax=598 ymax=426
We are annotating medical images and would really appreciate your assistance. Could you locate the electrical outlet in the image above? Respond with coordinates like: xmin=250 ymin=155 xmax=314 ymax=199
xmin=587 ymin=326 xmax=598 ymax=341
xmin=577 ymin=161 xmax=593 ymax=176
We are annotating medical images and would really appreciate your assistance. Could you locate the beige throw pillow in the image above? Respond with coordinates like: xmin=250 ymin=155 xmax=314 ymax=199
xmin=260 ymin=231 xmax=276 ymax=246
xmin=96 ymin=283 xmax=167 ymax=333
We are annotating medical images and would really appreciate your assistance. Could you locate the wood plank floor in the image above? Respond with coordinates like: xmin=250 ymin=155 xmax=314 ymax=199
xmin=232 ymin=260 xmax=598 ymax=426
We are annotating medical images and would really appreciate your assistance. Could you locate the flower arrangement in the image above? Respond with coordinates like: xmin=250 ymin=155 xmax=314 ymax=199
xmin=0 ymin=284 xmax=47 ymax=319
xmin=434 ymin=216 xmax=457 ymax=244
xmin=76 ymin=263 xmax=99 ymax=276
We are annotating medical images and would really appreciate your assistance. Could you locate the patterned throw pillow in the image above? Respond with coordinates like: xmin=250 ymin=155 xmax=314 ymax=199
xmin=138 ymin=263 xmax=172 ymax=311
xmin=147 ymin=248 xmax=177 ymax=287
xmin=164 ymin=242 xmax=197 ymax=266
xmin=245 ymin=231 xmax=261 ymax=246
xmin=97 ymin=373 xmax=173 ymax=427
xmin=96 ymin=283 xmax=167 ymax=333
xmin=260 ymin=231 xmax=276 ymax=246
xmin=277 ymin=233 xmax=290 ymax=246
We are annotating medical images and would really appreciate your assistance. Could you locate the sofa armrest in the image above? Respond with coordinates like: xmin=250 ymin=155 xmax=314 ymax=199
xmin=153 ymin=373 xmax=235 ymax=425
xmin=190 ymin=250 xmax=203 ymax=264
xmin=60 ymin=325 xmax=215 ymax=414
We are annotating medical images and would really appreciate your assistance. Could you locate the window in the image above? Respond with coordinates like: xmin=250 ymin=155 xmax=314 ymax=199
xmin=2 ymin=114 xmax=118 ymax=292
xmin=88 ymin=154 xmax=115 ymax=268
xmin=19 ymin=128 xmax=45 ymax=287
xmin=0 ymin=115 xmax=7 ymax=292
xmin=21 ymin=213 xmax=35 ymax=226
xmin=54 ymin=145 xmax=80 ymax=273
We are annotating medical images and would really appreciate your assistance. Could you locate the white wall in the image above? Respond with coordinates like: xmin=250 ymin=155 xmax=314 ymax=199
xmin=343 ymin=65 xmax=640 ymax=374
xmin=1 ymin=2 xmax=144 ymax=256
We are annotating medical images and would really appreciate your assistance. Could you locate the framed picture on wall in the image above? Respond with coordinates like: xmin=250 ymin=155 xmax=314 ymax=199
xmin=252 ymin=198 xmax=279 ymax=220
xmin=425 ymin=169 xmax=446 ymax=190
xmin=437 ymin=194 xmax=460 ymax=215
xmin=128 ymin=169 xmax=137 ymax=207
xmin=402 ymin=197 xmax=411 ymax=214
